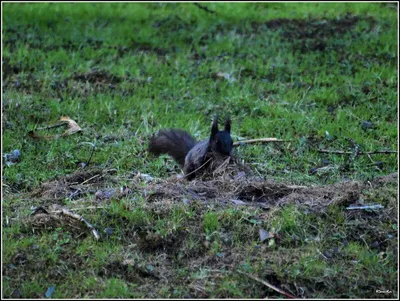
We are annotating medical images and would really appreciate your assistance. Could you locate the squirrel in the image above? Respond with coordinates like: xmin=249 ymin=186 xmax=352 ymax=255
xmin=148 ymin=116 xmax=233 ymax=180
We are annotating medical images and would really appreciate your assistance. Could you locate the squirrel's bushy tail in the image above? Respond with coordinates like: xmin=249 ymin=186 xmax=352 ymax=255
xmin=148 ymin=129 xmax=197 ymax=167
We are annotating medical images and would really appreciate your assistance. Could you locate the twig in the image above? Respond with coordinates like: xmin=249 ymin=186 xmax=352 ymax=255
xmin=318 ymin=149 xmax=397 ymax=155
xmin=234 ymin=138 xmax=291 ymax=147
xmin=79 ymin=174 xmax=101 ymax=185
xmin=85 ymin=145 xmax=96 ymax=168
xmin=346 ymin=204 xmax=384 ymax=210
xmin=36 ymin=122 xmax=67 ymax=131
xmin=31 ymin=206 xmax=100 ymax=240
xmin=287 ymin=185 xmax=308 ymax=189
xmin=77 ymin=142 xmax=96 ymax=169
xmin=68 ymin=206 xmax=106 ymax=211
xmin=193 ymin=3 xmax=216 ymax=14
xmin=184 ymin=157 xmax=212 ymax=178
xmin=55 ymin=208 xmax=100 ymax=240
xmin=212 ymin=156 xmax=231 ymax=175
xmin=238 ymin=270 xmax=297 ymax=299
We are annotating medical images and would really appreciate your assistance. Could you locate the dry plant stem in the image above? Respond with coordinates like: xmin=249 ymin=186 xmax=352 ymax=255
xmin=234 ymin=138 xmax=291 ymax=146
xmin=318 ymin=149 xmax=397 ymax=155
xmin=54 ymin=208 xmax=100 ymax=240
xmin=84 ymin=143 xmax=96 ymax=169
xmin=36 ymin=122 xmax=67 ymax=131
xmin=212 ymin=156 xmax=231 ymax=175
xmin=69 ymin=206 xmax=106 ymax=211
xmin=79 ymin=174 xmax=101 ymax=185
xmin=238 ymin=270 xmax=297 ymax=299
xmin=193 ymin=2 xmax=216 ymax=14
xmin=286 ymin=185 xmax=308 ymax=189
xmin=184 ymin=157 xmax=213 ymax=178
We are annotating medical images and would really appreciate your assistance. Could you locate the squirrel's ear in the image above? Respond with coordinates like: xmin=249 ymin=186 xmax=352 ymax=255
xmin=224 ymin=116 xmax=231 ymax=133
xmin=210 ymin=115 xmax=219 ymax=140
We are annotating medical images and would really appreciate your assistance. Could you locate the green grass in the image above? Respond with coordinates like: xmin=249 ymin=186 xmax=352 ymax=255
xmin=2 ymin=2 xmax=398 ymax=299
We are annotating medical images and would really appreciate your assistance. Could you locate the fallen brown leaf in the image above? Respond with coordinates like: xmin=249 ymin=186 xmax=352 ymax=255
xmin=60 ymin=116 xmax=82 ymax=136
xmin=28 ymin=116 xmax=82 ymax=140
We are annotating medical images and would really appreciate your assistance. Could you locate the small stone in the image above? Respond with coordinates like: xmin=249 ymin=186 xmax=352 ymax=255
xmin=138 ymin=173 xmax=154 ymax=183
xmin=323 ymin=250 xmax=333 ymax=258
xmin=104 ymin=227 xmax=114 ymax=236
xmin=234 ymin=171 xmax=246 ymax=180
xmin=370 ymin=241 xmax=380 ymax=249
xmin=11 ymin=289 xmax=22 ymax=298
xmin=4 ymin=149 xmax=22 ymax=165
xmin=259 ymin=229 xmax=273 ymax=242
xmin=45 ymin=286 xmax=55 ymax=298
xmin=95 ymin=189 xmax=116 ymax=200
xmin=361 ymin=121 xmax=373 ymax=130
xmin=95 ymin=190 xmax=105 ymax=200
xmin=327 ymin=105 xmax=335 ymax=113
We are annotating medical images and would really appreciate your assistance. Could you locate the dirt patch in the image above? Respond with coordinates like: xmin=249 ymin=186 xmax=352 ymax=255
xmin=368 ymin=172 xmax=398 ymax=187
xmin=29 ymin=157 xmax=397 ymax=214
xmin=71 ymin=70 xmax=122 ymax=85
xmin=2 ymin=58 xmax=23 ymax=79
xmin=30 ymin=168 xmax=117 ymax=201
xmin=3 ymin=72 xmax=43 ymax=93
xmin=3 ymin=55 xmax=131 ymax=94
xmin=140 ymin=156 xmax=396 ymax=213
xmin=254 ymin=14 xmax=376 ymax=53
xmin=100 ymin=260 xmax=161 ymax=282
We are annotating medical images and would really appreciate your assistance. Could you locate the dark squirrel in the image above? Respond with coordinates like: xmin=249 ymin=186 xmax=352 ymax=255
xmin=148 ymin=116 xmax=233 ymax=180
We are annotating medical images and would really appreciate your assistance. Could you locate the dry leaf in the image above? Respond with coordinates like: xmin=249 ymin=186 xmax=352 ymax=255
xmin=28 ymin=116 xmax=82 ymax=140
xmin=60 ymin=116 xmax=82 ymax=136
xmin=215 ymin=72 xmax=236 ymax=83
xmin=259 ymin=229 xmax=274 ymax=242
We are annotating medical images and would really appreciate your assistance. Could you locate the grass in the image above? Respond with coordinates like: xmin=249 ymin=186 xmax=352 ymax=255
xmin=2 ymin=2 xmax=398 ymax=299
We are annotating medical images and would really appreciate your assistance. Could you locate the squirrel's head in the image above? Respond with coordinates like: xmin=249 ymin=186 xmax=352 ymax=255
xmin=209 ymin=115 xmax=233 ymax=156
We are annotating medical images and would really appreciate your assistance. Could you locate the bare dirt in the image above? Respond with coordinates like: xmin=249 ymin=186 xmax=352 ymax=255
xmin=25 ymin=156 xmax=398 ymax=234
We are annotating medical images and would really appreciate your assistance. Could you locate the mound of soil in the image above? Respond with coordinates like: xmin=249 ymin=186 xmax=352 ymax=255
xmin=25 ymin=157 xmax=397 ymax=239
xmin=140 ymin=155 xmax=396 ymax=212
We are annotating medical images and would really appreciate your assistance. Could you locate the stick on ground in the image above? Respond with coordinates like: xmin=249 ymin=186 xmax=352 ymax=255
xmin=234 ymin=138 xmax=291 ymax=147
xmin=193 ymin=3 xmax=216 ymax=14
xmin=184 ymin=157 xmax=213 ymax=178
xmin=318 ymin=149 xmax=397 ymax=155
xmin=238 ymin=270 xmax=297 ymax=299
xmin=55 ymin=208 xmax=100 ymax=240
